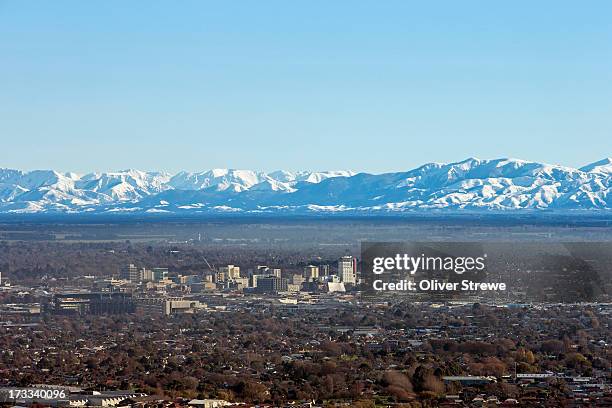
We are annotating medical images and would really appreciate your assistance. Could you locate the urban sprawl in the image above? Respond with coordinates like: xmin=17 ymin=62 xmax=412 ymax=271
xmin=0 ymin=240 xmax=611 ymax=408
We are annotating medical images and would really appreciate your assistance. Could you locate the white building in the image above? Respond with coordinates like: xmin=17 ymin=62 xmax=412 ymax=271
xmin=338 ymin=256 xmax=356 ymax=284
xmin=326 ymin=282 xmax=346 ymax=293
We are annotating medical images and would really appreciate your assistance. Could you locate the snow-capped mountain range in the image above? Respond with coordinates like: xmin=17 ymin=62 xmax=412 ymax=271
xmin=0 ymin=158 xmax=611 ymax=215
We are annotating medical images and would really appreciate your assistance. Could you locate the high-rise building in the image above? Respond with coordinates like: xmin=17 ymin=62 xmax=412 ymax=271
xmin=141 ymin=268 xmax=152 ymax=282
xmin=303 ymin=265 xmax=319 ymax=281
xmin=121 ymin=264 xmax=140 ymax=282
xmin=219 ymin=265 xmax=240 ymax=280
xmin=320 ymin=264 xmax=330 ymax=276
xmin=338 ymin=256 xmax=357 ymax=284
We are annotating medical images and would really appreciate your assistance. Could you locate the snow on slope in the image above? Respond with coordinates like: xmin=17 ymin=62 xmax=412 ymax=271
xmin=0 ymin=159 xmax=610 ymax=214
xmin=580 ymin=158 xmax=612 ymax=174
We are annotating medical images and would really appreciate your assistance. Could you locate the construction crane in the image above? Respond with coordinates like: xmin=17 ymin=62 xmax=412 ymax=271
xmin=202 ymin=255 xmax=217 ymax=273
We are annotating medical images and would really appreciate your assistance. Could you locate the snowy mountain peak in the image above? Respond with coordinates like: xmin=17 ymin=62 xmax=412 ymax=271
xmin=0 ymin=159 xmax=611 ymax=214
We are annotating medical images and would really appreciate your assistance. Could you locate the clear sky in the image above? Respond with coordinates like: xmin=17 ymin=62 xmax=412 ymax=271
xmin=1 ymin=1 xmax=611 ymax=174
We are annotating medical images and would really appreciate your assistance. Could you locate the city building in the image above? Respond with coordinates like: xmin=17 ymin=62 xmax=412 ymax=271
xmin=291 ymin=274 xmax=305 ymax=287
xmin=141 ymin=268 xmax=153 ymax=281
xmin=219 ymin=265 xmax=241 ymax=280
xmin=338 ymin=256 xmax=357 ymax=284
xmin=142 ymin=267 xmax=168 ymax=282
xmin=135 ymin=296 xmax=204 ymax=316
xmin=121 ymin=264 xmax=140 ymax=282
xmin=320 ymin=264 xmax=330 ymax=276
xmin=151 ymin=267 xmax=169 ymax=281
xmin=165 ymin=298 xmax=203 ymax=315
xmin=170 ymin=274 xmax=200 ymax=285
xmin=233 ymin=277 xmax=249 ymax=289
xmin=53 ymin=293 xmax=135 ymax=315
xmin=326 ymin=282 xmax=346 ymax=293
xmin=256 ymin=277 xmax=288 ymax=294
xmin=303 ymin=265 xmax=319 ymax=281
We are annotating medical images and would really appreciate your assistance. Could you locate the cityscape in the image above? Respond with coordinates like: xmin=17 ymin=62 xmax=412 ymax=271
xmin=0 ymin=220 xmax=610 ymax=407
xmin=2 ymin=1 xmax=611 ymax=407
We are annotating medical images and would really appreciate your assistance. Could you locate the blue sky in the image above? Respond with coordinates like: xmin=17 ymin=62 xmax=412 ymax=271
xmin=1 ymin=1 xmax=611 ymax=173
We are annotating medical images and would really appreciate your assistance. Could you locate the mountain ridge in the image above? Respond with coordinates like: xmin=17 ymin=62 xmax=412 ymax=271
xmin=0 ymin=158 xmax=610 ymax=214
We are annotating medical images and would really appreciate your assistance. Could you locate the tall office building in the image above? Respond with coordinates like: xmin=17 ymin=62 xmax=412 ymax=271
xmin=219 ymin=265 xmax=241 ymax=280
xmin=121 ymin=264 xmax=140 ymax=282
xmin=141 ymin=268 xmax=152 ymax=282
xmin=320 ymin=264 xmax=330 ymax=276
xmin=338 ymin=256 xmax=357 ymax=284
